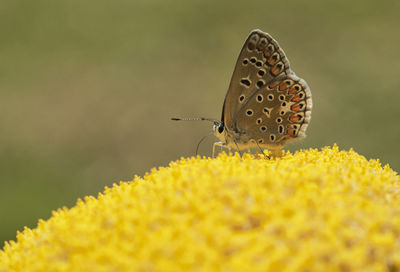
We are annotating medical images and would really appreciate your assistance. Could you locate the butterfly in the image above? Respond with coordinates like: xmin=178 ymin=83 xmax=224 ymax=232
xmin=173 ymin=29 xmax=312 ymax=157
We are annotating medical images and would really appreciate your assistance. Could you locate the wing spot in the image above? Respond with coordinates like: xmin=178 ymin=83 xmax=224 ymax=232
xmin=258 ymin=69 xmax=266 ymax=77
xmin=256 ymin=118 xmax=262 ymax=125
xmin=276 ymin=117 xmax=282 ymax=123
xmin=267 ymin=94 xmax=274 ymax=101
xmin=257 ymin=38 xmax=268 ymax=51
xmin=258 ymin=139 xmax=264 ymax=144
xmin=239 ymin=94 xmax=245 ymax=103
xmin=279 ymin=95 xmax=285 ymax=101
xmin=289 ymin=84 xmax=301 ymax=94
xmin=264 ymin=44 xmax=274 ymax=58
xmin=240 ymin=79 xmax=251 ymax=87
xmin=270 ymin=134 xmax=276 ymax=142
xmin=256 ymin=94 xmax=263 ymax=103
xmin=256 ymin=61 xmax=262 ymax=67
xmin=247 ymin=42 xmax=256 ymax=51
xmin=278 ymin=125 xmax=284 ymax=134
xmin=242 ymin=59 xmax=249 ymax=65
xmin=280 ymin=110 xmax=285 ymax=116
xmin=284 ymin=80 xmax=293 ymax=87
xmin=246 ymin=109 xmax=254 ymax=116
xmin=268 ymin=52 xmax=280 ymax=66
xmin=250 ymin=57 xmax=257 ymax=63
xmin=256 ymin=80 xmax=265 ymax=88
xmin=260 ymin=126 xmax=267 ymax=132
xmin=282 ymin=102 xmax=287 ymax=107
xmin=271 ymin=62 xmax=284 ymax=76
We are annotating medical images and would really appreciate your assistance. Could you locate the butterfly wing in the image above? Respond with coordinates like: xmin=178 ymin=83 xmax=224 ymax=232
xmin=222 ymin=29 xmax=312 ymax=149
xmin=235 ymin=75 xmax=312 ymax=148
xmin=222 ymin=29 xmax=291 ymax=132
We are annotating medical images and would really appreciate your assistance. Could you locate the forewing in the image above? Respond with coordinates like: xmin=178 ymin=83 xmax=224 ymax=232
xmin=222 ymin=29 xmax=291 ymax=131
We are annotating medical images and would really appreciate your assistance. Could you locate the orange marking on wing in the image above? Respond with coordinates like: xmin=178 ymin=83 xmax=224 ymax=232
xmin=279 ymin=82 xmax=288 ymax=91
xmin=263 ymin=50 xmax=271 ymax=57
xmin=291 ymin=94 xmax=301 ymax=102
xmin=269 ymin=81 xmax=279 ymax=88
xmin=268 ymin=58 xmax=277 ymax=66
xmin=291 ymin=103 xmax=300 ymax=111
xmin=289 ymin=87 xmax=298 ymax=94
xmin=271 ymin=66 xmax=280 ymax=76
xmin=257 ymin=43 xmax=266 ymax=51
xmin=289 ymin=115 xmax=300 ymax=122
xmin=287 ymin=129 xmax=296 ymax=136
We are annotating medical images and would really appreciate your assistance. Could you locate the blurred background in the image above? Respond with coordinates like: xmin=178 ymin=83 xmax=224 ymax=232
xmin=1 ymin=0 xmax=399 ymax=245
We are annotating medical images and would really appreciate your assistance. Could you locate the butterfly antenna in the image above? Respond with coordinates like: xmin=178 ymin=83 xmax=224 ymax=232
xmin=171 ymin=117 xmax=219 ymax=124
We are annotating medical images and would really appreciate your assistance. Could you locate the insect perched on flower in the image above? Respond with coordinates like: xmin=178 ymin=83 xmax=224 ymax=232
xmin=173 ymin=29 xmax=312 ymax=156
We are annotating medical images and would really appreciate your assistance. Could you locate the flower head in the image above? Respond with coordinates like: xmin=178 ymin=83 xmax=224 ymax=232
xmin=1 ymin=145 xmax=399 ymax=271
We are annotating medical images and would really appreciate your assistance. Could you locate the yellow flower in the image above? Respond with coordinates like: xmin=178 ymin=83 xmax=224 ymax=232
xmin=1 ymin=145 xmax=399 ymax=271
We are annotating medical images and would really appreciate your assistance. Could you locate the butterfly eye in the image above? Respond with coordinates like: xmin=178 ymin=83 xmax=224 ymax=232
xmin=218 ymin=126 xmax=224 ymax=134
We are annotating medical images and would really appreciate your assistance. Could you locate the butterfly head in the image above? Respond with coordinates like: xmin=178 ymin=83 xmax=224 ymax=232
xmin=213 ymin=121 xmax=227 ymax=143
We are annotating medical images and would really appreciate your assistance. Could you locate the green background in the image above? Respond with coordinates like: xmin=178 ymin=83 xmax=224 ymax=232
xmin=1 ymin=0 xmax=399 ymax=245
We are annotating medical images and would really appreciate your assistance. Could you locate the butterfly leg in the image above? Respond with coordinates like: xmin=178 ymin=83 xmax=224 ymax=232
xmin=212 ymin=142 xmax=224 ymax=158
